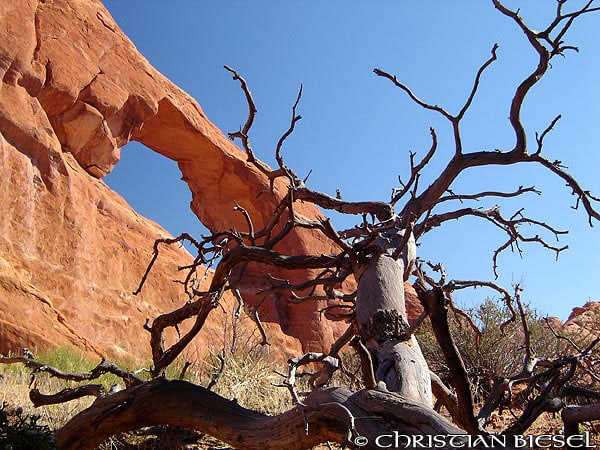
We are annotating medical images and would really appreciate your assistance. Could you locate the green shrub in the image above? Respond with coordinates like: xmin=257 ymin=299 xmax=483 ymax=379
xmin=417 ymin=297 xmax=565 ymax=402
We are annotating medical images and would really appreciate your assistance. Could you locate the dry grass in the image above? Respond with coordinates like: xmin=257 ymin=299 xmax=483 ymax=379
xmin=0 ymin=348 xmax=97 ymax=430
xmin=0 ymin=313 xmax=308 ymax=448
xmin=174 ymin=311 xmax=301 ymax=415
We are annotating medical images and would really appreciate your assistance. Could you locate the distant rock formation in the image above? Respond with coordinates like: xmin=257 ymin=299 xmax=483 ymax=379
xmin=0 ymin=0 xmax=424 ymax=362
xmin=563 ymin=301 xmax=600 ymax=339
xmin=546 ymin=301 xmax=600 ymax=342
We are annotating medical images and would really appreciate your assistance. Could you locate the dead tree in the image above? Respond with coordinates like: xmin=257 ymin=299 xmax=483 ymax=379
xmin=3 ymin=1 xmax=600 ymax=449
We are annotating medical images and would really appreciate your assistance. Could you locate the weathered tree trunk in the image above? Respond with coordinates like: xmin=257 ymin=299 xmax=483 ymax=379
xmin=354 ymin=232 xmax=432 ymax=406
xmin=562 ymin=403 xmax=600 ymax=450
xmin=54 ymin=379 xmax=473 ymax=450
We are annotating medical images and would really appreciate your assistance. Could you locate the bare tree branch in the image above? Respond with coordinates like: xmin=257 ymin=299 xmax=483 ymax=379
xmin=391 ymin=128 xmax=438 ymax=205
xmin=377 ymin=43 xmax=498 ymax=156
xmin=414 ymin=282 xmax=481 ymax=434
xmin=563 ymin=402 xmax=600 ymax=448
xmin=284 ymin=353 xmax=339 ymax=405
xmin=224 ymin=65 xmax=273 ymax=177
xmin=0 ymin=356 xmax=143 ymax=387
xmin=231 ymin=287 xmax=271 ymax=345
xmin=294 ymin=187 xmax=394 ymax=222
xmin=233 ymin=203 xmax=256 ymax=245
xmin=445 ymin=279 xmax=517 ymax=330
xmin=29 ymin=385 xmax=105 ymax=407
xmin=373 ymin=69 xmax=454 ymax=121
xmin=311 ymin=324 xmax=356 ymax=389
xmin=438 ymin=186 xmax=541 ymax=204
xmin=535 ymin=115 xmax=562 ymax=155
xmin=275 ymin=85 xmax=303 ymax=172
xmin=348 ymin=336 xmax=376 ymax=390
xmin=457 ymin=44 xmax=499 ymax=122
xmin=206 ymin=350 xmax=226 ymax=391
xmin=529 ymin=152 xmax=600 ymax=226
xmin=417 ymin=205 xmax=568 ymax=277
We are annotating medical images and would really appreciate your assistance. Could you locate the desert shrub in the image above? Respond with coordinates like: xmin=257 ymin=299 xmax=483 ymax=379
xmin=417 ymin=297 xmax=565 ymax=402
xmin=331 ymin=350 xmax=368 ymax=393
xmin=0 ymin=402 xmax=56 ymax=450
xmin=192 ymin=310 xmax=294 ymax=414
xmin=96 ymin=310 xmax=294 ymax=449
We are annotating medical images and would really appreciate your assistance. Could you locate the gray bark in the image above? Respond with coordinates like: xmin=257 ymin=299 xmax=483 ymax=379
xmin=562 ymin=403 xmax=600 ymax=449
xmin=55 ymin=379 xmax=479 ymax=450
xmin=355 ymin=234 xmax=432 ymax=406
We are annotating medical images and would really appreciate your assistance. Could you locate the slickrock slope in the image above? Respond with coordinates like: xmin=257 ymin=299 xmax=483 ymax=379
xmin=545 ymin=302 xmax=599 ymax=345
xmin=563 ymin=301 xmax=600 ymax=339
xmin=1 ymin=0 xmax=422 ymax=361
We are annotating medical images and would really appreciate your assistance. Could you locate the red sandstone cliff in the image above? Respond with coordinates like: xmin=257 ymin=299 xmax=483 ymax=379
xmin=546 ymin=301 xmax=600 ymax=344
xmin=0 ymin=0 xmax=424 ymax=362
xmin=562 ymin=301 xmax=600 ymax=340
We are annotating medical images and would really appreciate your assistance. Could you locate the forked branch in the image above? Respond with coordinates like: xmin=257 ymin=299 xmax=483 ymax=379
xmin=416 ymin=205 xmax=568 ymax=277
xmin=226 ymin=65 xmax=396 ymax=222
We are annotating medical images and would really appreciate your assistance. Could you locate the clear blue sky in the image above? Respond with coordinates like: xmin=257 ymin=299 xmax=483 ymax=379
xmin=102 ymin=1 xmax=600 ymax=321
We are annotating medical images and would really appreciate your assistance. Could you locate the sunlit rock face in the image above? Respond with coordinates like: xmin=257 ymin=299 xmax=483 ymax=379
xmin=545 ymin=302 xmax=600 ymax=346
xmin=1 ymin=0 xmax=425 ymax=361
xmin=562 ymin=302 xmax=600 ymax=339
